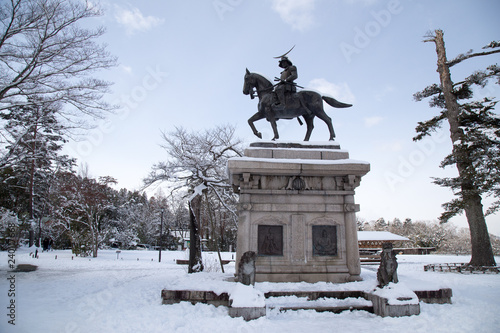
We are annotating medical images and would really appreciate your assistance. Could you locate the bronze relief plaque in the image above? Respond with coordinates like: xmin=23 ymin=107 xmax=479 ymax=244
xmin=258 ymin=225 xmax=283 ymax=256
xmin=312 ymin=225 xmax=337 ymax=256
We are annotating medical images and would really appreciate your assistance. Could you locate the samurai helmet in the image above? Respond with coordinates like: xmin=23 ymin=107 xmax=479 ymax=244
xmin=274 ymin=45 xmax=295 ymax=67
xmin=278 ymin=56 xmax=292 ymax=68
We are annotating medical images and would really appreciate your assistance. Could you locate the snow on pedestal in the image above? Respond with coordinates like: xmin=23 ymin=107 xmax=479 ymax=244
xmin=228 ymin=283 xmax=266 ymax=321
xmin=229 ymin=283 xmax=265 ymax=308
xmin=366 ymin=282 xmax=420 ymax=317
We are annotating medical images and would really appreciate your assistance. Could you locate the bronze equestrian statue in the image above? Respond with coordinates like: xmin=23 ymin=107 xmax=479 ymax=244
xmin=243 ymin=50 xmax=352 ymax=141
xmin=274 ymin=47 xmax=298 ymax=109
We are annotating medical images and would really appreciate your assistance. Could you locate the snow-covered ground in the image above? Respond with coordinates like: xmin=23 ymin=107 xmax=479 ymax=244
xmin=1 ymin=248 xmax=499 ymax=333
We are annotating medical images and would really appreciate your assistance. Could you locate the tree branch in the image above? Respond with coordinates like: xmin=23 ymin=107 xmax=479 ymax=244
xmin=448 ymin=49 xmax=500 ymax=67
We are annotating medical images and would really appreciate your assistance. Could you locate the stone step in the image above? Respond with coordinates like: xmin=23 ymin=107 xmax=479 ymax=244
xmin=161 ymin=287 xmax=451 ymax=320
xmin=175 ymin=259 xmax=230 ymax=265
xmin=271 ymin=304 xmax=374 ymax=314
xmin=264 ymin=290 xmax=365 ymax=299
xmin=161 ymin=290 xmax=230 ymax=306
xmin=266 ymin=295 xmax=373 ymax=314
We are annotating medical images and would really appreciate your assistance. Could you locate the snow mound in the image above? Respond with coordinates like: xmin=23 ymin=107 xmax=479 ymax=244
xmin=229 ymin=283 xmax=265 ymax=308
xmin=371 ymin=282 xmax=419 ymax=305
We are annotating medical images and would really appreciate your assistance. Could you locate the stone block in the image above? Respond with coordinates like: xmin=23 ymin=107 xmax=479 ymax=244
xmin=15 ymin=264 xmax=37 ymax=272
xmin=273 ymin=149 xmax=322 ymax=160
xmin=161 ymin=290 xmax=230 ymax=306
xmin=365 ymin=292 xmax=420 ymax=317
xmin=255 ymin=272 xmax=352 ymax=283
xmin=321 ymin=150 xmax=350 ymax=160
xmin=228 ymin=307 xmax=266 ymax=321
xmin=414 ymin=288 xmax=452 ymax=304
xmin=244 ymin=148 xmax=273 ymax=158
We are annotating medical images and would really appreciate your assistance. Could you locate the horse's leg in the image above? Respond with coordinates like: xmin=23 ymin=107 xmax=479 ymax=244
xmin=248 ymin=113 xmax=263 ymax=139
xmin=270 ymin=119 xmax=279 ymax=140
xmin=315 ymin=109 xmax=336 ymax=141
xmin=303 ymin=115 xmax=314 ymax=141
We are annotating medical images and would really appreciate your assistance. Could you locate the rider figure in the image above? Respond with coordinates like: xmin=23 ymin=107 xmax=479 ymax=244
xmin=275 ymin=56 xmax=298 ymax=108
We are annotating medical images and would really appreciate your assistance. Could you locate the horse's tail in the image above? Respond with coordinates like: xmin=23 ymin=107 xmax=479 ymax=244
xmin=322 ymin=96 xmax=352 ymax=108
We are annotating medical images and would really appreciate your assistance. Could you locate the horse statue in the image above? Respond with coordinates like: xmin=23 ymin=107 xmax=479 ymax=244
xmin=243 ymin=69 xmax=352 ymax=141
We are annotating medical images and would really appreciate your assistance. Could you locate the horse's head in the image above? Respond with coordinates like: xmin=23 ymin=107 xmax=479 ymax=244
xmin=243 ymin=69 xmax=274 ymax=99
xmin=243 ymin=68 xmax=255 ymax=97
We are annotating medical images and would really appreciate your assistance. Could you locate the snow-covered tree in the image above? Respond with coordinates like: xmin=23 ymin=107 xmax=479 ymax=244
xmin=0 ymin=207 xmax=23 ymax=249
xmin=0 ymin=0 xmax=116 ymax=118
xmin=356 ymin=217 xmax=366 ymax=231
xmin=52 ymin=173 xmax=117 ymax=257
xmin=107 ymin=189 xmax=149 ymax=249
xmin=439 ymin=227 xmax=471 ymax=255
xmin=373 ymin=217 xmax=387 ymax=231
xmin=0 ymin=99 xmax=74 ymax=246
xmin=414 ymin=29 xmax=500 ymax=266
xmin=407 ymin=221 xmax=455 ymax=249
xmin=144 ymin=124 xmax=243 ymax=272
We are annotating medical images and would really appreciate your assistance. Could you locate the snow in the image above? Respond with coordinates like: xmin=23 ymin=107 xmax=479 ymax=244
xmin=1 ymin=248 xmax=499 ymax=332
xmin=245 ymin=147 xmax=350 ymax=154
xmin=252 ymin=140 xmax=342 ymax=147
xmin=357 ymin=231 xmax=409 ymax=241
xmin=231 ymin=156 xmax=370 ymax=166
xmin=371 ymin=282 xmax=419 ymax=305
xmin=188 ymin=183 xmax=207 ymax=201
xmin=229 ymin=283 xmax=265 ymax=308
xmin=266 ymin=296 xmax=372 ymax=308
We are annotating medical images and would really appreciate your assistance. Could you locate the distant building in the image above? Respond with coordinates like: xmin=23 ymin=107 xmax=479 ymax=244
xmin=357 ymin=231 xmax=409 ymax=249
xmin=357 ymin=231 xmax=436 ymax=256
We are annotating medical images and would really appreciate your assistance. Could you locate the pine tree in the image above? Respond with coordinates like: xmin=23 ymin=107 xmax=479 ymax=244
xmin=0 ymin=99 xmax=74 ymax=246
xmin=374 ymin=217 xmax=387 ymax=231
xmin=414 ymin=30 xmax=500 ymax=266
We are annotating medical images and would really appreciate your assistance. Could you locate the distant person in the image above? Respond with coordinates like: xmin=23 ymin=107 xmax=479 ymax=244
xmin=42 ymin=237 xmax=49 ymax=252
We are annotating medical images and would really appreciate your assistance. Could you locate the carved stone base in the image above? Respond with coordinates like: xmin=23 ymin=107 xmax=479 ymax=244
xmin=228 ymin=141 xmax=370 ymax=283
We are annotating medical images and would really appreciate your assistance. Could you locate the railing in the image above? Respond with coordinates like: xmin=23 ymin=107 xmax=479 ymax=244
xmin=424 ymin=263 xmax=500 ymax=274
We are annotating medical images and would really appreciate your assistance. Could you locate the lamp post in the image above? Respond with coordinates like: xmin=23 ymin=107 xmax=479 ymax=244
xmin=159 ymin=209 xmax=164 ymax=263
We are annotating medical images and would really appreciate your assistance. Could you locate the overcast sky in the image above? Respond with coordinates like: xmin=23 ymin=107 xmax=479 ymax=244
xmin=64 ymin=0 xmax=500 ymax=235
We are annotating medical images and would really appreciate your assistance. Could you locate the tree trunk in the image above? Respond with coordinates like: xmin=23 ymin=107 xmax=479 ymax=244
xmin=89 ymin=213 xmax=98 ymax=258
xmin=205 ymin=193 xmax=225 ymax=273
xmin=93 ymin=231 xmax=98 ymax=258
xmin=432 ymin=30 xmax=496 ymax=266
xmin=464 ymin=192 xmax=496 ymax=266
xmin=30 ymin=116 xmax=39 ymax=246
xmin=188 ymin=195 xmax=203 ymax=273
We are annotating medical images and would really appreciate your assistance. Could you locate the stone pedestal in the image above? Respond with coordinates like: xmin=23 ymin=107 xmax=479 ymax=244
xmin=228 ymin=141 xmax=370 ymax=283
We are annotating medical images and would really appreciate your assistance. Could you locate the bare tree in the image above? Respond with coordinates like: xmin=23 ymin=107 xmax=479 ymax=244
xmin=144 ymin=124 xmax=243 ymax=220
xmin=144 ymin=124 xmax=243 ymax=272
xmin=414 ymin=29 xmax=500 ymax=266
xmin=0 ymin=0 xmax=117 ymax=118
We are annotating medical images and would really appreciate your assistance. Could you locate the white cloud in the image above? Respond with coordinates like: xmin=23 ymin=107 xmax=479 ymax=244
xmin=384 ymin=141 xmax=403 ymax=152
xmin=120 ymin=65 xmax=133 ymax=74
xmin=114 ymin=6 xmax=164 ymax=35
xmin=344 ymin=0 xmax=379 ymax=6
xmin=271 ymin=0 xmax=316 ymax=32
xmin=374 ymin=85 xmax=395 ymax=102
xmin=308 ymin=78 xmax=356 ymax=104
xmin=364 ymin=116 xmax=383 ymax=128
